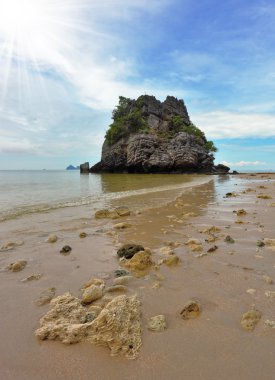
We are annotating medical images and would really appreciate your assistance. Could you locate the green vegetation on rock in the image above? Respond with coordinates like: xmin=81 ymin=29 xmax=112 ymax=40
xmin=105 ymin=96 xmax=217 ymax=153
xmin=106 ymin=96 xmax=148 ymax=145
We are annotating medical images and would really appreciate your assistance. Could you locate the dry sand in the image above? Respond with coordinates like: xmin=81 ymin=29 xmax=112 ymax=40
xmin=0 ymin=173 xmax=275 ymax=380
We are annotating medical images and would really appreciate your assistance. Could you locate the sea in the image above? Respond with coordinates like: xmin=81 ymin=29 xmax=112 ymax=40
xmin=0 ymin=170 xmax=213 ymax=222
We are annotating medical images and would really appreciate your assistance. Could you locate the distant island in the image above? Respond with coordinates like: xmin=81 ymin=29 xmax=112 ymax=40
xmin=83 ymin=95 xmax=229 ymax=174
xmin=66 ymin=165 xmax=80 ymax=170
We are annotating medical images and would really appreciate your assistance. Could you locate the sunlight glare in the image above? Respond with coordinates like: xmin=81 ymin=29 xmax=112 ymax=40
xmin=0 ymin=0 xmax=45 ymax=37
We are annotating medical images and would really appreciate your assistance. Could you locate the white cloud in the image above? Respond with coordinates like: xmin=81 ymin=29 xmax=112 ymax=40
xmin=192 ymin=111 xmax=275 ymax=139
xmin=221 ymin=160 xmax=267 ymax=167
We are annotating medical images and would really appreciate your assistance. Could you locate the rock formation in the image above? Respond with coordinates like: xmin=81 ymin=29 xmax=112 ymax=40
xmin=90 ymin=95 xmax=229 ymax=174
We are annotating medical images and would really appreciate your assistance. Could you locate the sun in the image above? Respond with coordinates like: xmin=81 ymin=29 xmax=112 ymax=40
xmin=0 ymin=0 xmax=45 ymax=37
xmin=0 ymin=0 xmax=83 ymax=64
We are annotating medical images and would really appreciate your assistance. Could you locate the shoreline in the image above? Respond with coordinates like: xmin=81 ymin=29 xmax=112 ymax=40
xmin=0 ymin=173 xmax=275 ymax=379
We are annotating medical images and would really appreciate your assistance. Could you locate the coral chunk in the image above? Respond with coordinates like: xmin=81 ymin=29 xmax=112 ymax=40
xmin=35 ymin=293 xmax=142 ymax=359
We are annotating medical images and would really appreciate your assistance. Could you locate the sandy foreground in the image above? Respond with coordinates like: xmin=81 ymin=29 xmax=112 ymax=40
xmin=0 ymin=173 xmax=275 ymax=380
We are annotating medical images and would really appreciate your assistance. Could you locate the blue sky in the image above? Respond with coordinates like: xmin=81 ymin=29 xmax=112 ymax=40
xmin=0 ymin=0 xmax=275 ymax=170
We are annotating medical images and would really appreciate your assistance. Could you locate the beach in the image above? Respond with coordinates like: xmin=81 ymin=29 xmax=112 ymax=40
xmin=0 ymin=173 xmax=275 ymax=380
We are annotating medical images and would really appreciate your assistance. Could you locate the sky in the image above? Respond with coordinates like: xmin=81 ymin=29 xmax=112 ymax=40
xmin=0 ymin=0 xmax=275 ymax=170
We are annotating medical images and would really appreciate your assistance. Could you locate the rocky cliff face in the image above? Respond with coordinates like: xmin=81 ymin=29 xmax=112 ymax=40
xmin=90 ymin=95 xmax=229 ymax=174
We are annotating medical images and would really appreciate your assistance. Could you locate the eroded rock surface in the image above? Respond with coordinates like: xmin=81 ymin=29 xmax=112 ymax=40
xmin=90 ymin=95 xmax=228 ymax=174
xmin=36 ymin=293 xmax=142 ymax=359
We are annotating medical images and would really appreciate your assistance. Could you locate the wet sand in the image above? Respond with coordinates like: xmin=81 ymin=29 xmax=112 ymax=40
xmin=0 ymin=173 xmax=275 ymax=380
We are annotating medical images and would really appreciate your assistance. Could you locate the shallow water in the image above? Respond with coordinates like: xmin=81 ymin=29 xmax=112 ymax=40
xmin=0 ymin=170 xmax=210 ymax=221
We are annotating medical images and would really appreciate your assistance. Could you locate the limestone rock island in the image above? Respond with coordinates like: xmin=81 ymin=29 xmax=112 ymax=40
xmin=90 ymin=95 xmax=229 ymax=174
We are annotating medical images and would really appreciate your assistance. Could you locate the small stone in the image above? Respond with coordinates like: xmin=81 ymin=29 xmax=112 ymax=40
xmin=185 ymin=239 xmax=203 ymax=252
xmin=0 ymin=241 xmax=24 ymax=251
xmin=263 ymin=275 xmax=273 ymax=284
xmin=117 ymin=244 xmax=144 ymax=259
xmin=113 ymin=276 xmax=134 ymax=285
xmin=265 ymin=320 xmax=275 ymax=328
xmin=224 ymin=235 xmax=235 ymax=244
xmin=225 ymin=192 xmax=237 ymax=198
xmin=152 ymin=281 xmax=161 ymax=289
xmin=113 ymin=222 xmax=132 ymax=229
xmin=82 ymin=278 xmax=105 ymax=289
xmin=163 ymin=255 xmax=180 ymax=266
xmin=46 ymin=234 xmax=58 ymax=243
xmin=95 ymin=209 xmax=112 ymax=219
xmin=123 ymin=251 xmax=153 ymax=274
xmin=79 ymin=232 xmax=87 ymax=238
xmin=159 ymin=246 xmax=174 ymax=255
xmin=201 ymin=226 xmax=221 ymax=234
xmin=257 ymin=240 xmax=265 ymax=247
xmin=235 ymin=209 xmax=247 ymax=216
xmin=82 ymin=284 xmax=104 ymax=304
xmin=257 ymin=194 xmax=272 ymax=199
xmin=263 ymin=238 xmax=275 ymax=250
xmin=35 ymin=287 xmax=56 ymax=306
xmin=180 ymin=300 xmax=201 ymax=319
xmin=8 ymin=260 xmax=27 ymax=272
xmin=115 ymin=206 xmax=130 ymax=217
xmin=265 ymin=291 xmax=275 ymax=298
xmin=207 ymin=245 xmax=218 ymax=253
xmin=147 ymin=315 xmax=167 ymax=332
xmin=241 ymin=309 xmax=261 ymax=331
xmin=246 ymin=289 xmax=256 ymax=295
xmin=105 ymin=285 xmax=127 ymax=293
xmin=114 ymin=269 xmax=129 ymax=278
xmin=60 ymin=245 xmax=72 ymax=255
xmin=21 ymin=274 xmax=42 ymax=282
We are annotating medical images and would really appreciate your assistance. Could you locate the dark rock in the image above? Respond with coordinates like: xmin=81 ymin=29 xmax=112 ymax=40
xmin=232 ymin=170 xmax=239 ymax=175
xmin=180 ymin=300 xmax=201 ymax=319
xmin=257 ymin=240 xmax=265 ymax=247
xmin=224 ymin=235 xmax=235 ymax=244
xmin=114 ymin=269 xmax=129 ymax=277
xmin=80 ymin=162 xmax=90 ymax=173
xmin=60 ymin=245 xmax=72 ymax=255
xmin=90 ymin=95 xmax=226 ymax=174
xmin=117 ymin=244 xmax=144 ymax=259
xmin=213 ymin=164 xmax=230 ymax=174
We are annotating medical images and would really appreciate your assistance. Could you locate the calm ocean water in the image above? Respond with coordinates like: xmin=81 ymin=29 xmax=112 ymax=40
xmin=0 ymin=170 xmax=210 ymax=221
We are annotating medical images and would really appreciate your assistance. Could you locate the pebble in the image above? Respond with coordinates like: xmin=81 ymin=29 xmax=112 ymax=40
xmin=257 ymin=240 xmax=265 ymax=247
xmin=79 ymin=232 xmax=87 ymax=238
xmin=82 ymin=284 xmax=104 ymax=304
xmin=105 ymin=285 xmax=127 ymax=293
xmin=117 ymin=244 xmax=144 ymax=259
xmin=8 ymin=260 xmax=27 ymax=272
xmin=163 ymin=255 xmax=180 ymax=266
xmin=246 ymin=289 xmax=256 ymax=295
xmin=265 ymin=320 xmax=275 ymax=328
xmin=257 ymin=194 xmax=272 ymax=199
xmin=180 ymin=300 xmax=201 ymax=319
xmin=82 ymin=278 xmax=105 ymax=289
xmin=0 ymin=241 xmax=24 ymax=251
xmin=113 ymin=275 xmax=134 ymax=285
xmin=60 ymin=245 xmax=72 ymax=255
xmin=241 ymin=309 xmax=261 ymax=331
xmin=21 ymin=274 xmax=42 ymax=282
xmin=147 ymin=315 xmax=167 ymax=332
xmin=114 ymin=269 xmax=129 ymax=278
xmin=224 ymin=235 xmax=235 ymax=244
xmin=263 ymin=275 xmax=273 ymax=284
xmin=265 ymin=291 xmax=275 ymax=298
xmin=235 ymin=209 xmax=247 ymax=216
xmin=113 ymin=222 xmax=132 ymax=229
xmin=46 ymin=234 xmax=58 ymax=243
xmin=207 ymin=245 xmax=218 ymax=253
